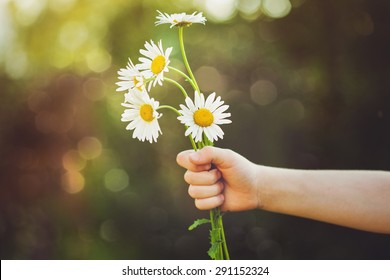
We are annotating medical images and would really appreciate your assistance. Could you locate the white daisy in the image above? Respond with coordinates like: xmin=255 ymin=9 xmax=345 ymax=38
xmin=116 ymin=58 xmax=145 ymax=93
xmin=137 ymin=40 xmax=172 ymax=90
xmin=123 ymin=88 xmax=148 ymax=103
xmin=178 ymin=92 xmax=231 ymax=143
xmin=155 ymin=10 xmax=207 ymax=28
xmin=121 ymin=93 xmax=162 ymax=143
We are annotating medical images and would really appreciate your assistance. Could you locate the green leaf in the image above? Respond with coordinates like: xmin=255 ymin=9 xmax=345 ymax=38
xmin=210 ymin=228 xmax=221 ymax=241
xmin=208 ymin=228 xmax=222 ymax=260
xmin=207 ymin=242 xmax=220 ymax=260
xmin=188 ymin=218 xmax=210 ymax=231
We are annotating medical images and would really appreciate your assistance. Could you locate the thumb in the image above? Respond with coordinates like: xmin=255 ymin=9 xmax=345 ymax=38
xmin=189 ymin=146 xmax=234 ymax=169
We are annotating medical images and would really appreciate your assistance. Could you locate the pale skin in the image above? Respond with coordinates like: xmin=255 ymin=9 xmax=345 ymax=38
xmin=176 ymin=146 xmax=390 ymax=234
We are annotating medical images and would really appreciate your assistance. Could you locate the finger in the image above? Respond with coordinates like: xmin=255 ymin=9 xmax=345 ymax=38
xmin=194 ymin=194 xmax=225 ymax=210
xmin=189 ymin=146 xmax=235 ymax=169
xmin=188 ymin=182 xmax=224 ymax=199
xmin=177 ymin=150 xmax=211 ymax=172
xmin=184 ymin=169 xmax=221 ymax=185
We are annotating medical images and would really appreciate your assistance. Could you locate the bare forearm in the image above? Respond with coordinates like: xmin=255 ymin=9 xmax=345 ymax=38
xmin=258 ymin=167 xmax=390 ymax=234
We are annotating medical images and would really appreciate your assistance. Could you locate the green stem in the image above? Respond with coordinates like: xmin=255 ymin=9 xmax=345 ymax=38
xmin=190 ymin=136 xmax=197 ymax=151
xmin=178 ymin=27 xmax=200 ymax=93
xmin=157 ymin=105 xmax=181 ymax=116
xmin=164 ymin=77 xmax=188 ymax=98
xmin=205 ymin=139 xmax=229 ymax=259
xmin=168 ymin=66 xmax=197 ymax=91
xmin=216 ymin=208 xmax=223 ymax=260
xmin=218 ymin=209 xmax=230 ymax=260
xmin=209 ymin=209 xmax=218 ymax=259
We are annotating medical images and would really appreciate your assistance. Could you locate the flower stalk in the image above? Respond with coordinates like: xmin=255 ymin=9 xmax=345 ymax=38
xmin=178 ymin=27 xmax=200 ymax=93
xmin=168 ymin=66 xmax=198 ymax=91
xmin=116 ymin=11 xmax=231 ymax=260
xmin=164 ymin=77 xmax=189 ymax=98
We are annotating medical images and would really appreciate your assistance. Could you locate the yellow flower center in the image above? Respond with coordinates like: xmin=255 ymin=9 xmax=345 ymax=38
xmin=133 ymin=77 xmax=143 ymax=91
xmin=173 ymin=20 xmax=192 ymax=27
xmin=193 ymin=108 xmax=214 ymax=127
xmin=151 ymin=55 xmax=166 ymax=74
xmin=140 ymin=104 xmax=154 ymax=122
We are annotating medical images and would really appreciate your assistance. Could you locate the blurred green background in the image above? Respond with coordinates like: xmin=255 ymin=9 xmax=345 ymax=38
xmin=1 ymin=0 xmax=390 ymax=259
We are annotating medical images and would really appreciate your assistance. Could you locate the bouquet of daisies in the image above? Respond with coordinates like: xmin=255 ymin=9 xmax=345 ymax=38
xmin=116 ymin=11 xmax=231 ymax=260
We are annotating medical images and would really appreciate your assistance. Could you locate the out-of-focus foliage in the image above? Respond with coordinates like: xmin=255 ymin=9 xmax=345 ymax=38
xmin=1 ymin=0 xmax=390 ymax=259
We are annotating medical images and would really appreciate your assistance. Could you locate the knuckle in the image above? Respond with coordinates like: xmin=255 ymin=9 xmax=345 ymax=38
xmin=195 ymin=164 xmax=211 ymax=172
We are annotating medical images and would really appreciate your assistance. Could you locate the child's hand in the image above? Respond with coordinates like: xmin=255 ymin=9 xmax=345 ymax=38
xmin=177 ymin=146 xmax=262 ymax=212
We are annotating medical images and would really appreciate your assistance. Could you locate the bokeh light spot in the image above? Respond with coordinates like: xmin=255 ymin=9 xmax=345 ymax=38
xmin=13 ymin=0 xmax=46 ymax=26
xmin=203 ymin=0 xmax=237 ymax=22
xmin=86 ymin=49 xmax=112 ymax=73
xmin=100 ymin=219 xmax=119 ymax=242
xmin=78 ymin=137 xmax=103 ymax=160
xmin=250 ymin=80 xmax=278 ymax=106
xmin=5 ymin=46 xmax=28 ymax=79
xmin=62 ymin=150 xmax=86 ymax=171
xmin=59 ymin=21 xmax=89 ymax=51
xmin=104 ymin=168 xmax=129 ymax=192
xmin=237 ymin=0 xmax=262 ymax=15
xmin=262 ymin=0 xmax=292 ymax=19
xmin=61 ymin=171 xmax=85 ymax=194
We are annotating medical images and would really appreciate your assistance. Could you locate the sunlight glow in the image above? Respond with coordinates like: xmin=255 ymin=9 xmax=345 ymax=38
xmin=203 ymin=0 xmax=237 ymax=21
xmin=237 ymin=0 xmax=262 ymax=15
xmin=262 ymin=0 xmax=292 ymax=19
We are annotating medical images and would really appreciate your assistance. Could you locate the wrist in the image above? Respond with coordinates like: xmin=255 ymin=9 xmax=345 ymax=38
xmin=256 ymin=166 xmax=308 ymax=216
xmin=253 ymin=164 xmax=272 ymax=210
xmin=254 ymin=164 xmax=287 ymax=212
